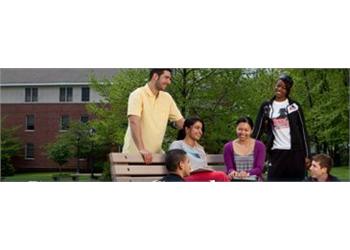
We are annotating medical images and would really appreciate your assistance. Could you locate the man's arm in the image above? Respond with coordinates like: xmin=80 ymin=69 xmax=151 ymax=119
xmin=174 ymin=118 xmax=185 ymax=129
xmin=128 ymin=115 xmax=152 ymax=164
xmin=252 ymin=102 xmax=267 ymax=139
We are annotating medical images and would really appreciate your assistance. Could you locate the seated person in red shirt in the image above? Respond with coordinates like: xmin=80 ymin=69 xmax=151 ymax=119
xmin=159 ymin=149 xmax=191 ymax=182
xmin=307 ymin=154 xmax=340 ymax=182
xmin=169 ymin=117 xmax=229 ymax=182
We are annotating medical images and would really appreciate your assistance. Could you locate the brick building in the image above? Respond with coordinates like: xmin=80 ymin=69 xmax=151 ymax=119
xmin=0 ymin=69 xmax=118 ymax=171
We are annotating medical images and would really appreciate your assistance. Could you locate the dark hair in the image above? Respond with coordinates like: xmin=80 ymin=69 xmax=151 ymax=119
xmin=149 ymin=69 xmax=173 ymax=80
xmin=236 ymin=116 xmax=254 ymax=129
xmin=312 ymin=154 xmax=333 ymax=174
xmin=177 ymin=117 xmax=205 ymax=140
xmin=165 ymin=149 xmax=187 ymax=172
xmin=278 ymin=73 xmax=294 ymax=97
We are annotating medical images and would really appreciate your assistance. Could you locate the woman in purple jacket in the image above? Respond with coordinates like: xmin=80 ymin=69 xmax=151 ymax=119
xmin=223 ymin=117 xmax=266 ymax=181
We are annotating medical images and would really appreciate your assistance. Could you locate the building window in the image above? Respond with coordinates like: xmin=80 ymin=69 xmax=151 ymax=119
xmin=80 ymin=115 xmax=89 ymax=123
xmin=81 ymin=87 xmax=90 ymax=102
xmin=59 ymin=88 xmax=65 ymax=102
xmin=26 ymin=115 xmax=35 ymax=130
xmin=25 ymin=143 xmax=34 ymax=159
xmin=60 ymin=115 xmax=70 ymax=130
xmin=59 ymin=87 xmax=73 ymax=102
xmin=25 ymin=88 xmax=38 ymax=102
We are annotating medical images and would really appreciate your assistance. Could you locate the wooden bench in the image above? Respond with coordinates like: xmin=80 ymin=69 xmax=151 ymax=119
xmin=109 ymin=153 xmax=226 ymax=182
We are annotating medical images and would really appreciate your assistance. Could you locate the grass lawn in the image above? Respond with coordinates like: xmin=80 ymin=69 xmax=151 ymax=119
xmin=330 ymin=166 xmax=350 ymax=181
xmin=2 ymin=166 xmax=348 ymax=182
xmin=2 ymin=172 xmax=101 ymax=182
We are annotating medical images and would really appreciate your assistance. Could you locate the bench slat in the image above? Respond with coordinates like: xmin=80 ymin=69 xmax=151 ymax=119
xmin=111 ymin=164 xmax=226 ymax=175
xmin=109 ymin=153 xmax=224 ymax=164
xmin=113 ymin=164 xmax=168 ymax=175
xmin=109 ymin=153 xmax=165 ymax=164
xmin=209 ymin=165 xmax=226 ymax=172
xmin=109 ymin=153 xmax=227 ymax=182
xmin=206 ymin=154 xmax=224 ymax=164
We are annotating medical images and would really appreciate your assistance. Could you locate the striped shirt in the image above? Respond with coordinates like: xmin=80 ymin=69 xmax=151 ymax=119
xmin=234 ymin=153 xmax=254 ymax=172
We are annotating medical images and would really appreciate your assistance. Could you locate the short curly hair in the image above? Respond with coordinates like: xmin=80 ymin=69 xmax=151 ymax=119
xmin=149 ymin=69 xmax=173 ymax=80
xmin=165 ymin=149 xmax=187 ymax=172
xmin=312 ymin=154 xmax=333 ymax=174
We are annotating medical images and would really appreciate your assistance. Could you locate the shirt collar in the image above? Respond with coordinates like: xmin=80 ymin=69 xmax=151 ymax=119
xmin=168 ymin=173 xmax=185 ymax=181
xmin=144 ymin=83 xmax=157 ymax=97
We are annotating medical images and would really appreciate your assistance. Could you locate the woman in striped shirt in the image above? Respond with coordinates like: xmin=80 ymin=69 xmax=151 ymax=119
xmin=223 ymin=117 xmax=266 ymax=181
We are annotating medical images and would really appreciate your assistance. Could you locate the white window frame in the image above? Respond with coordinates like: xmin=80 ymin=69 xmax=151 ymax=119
xmin=81 ymin=87 xmax=90 ymax=102
xmin=25 ymin=87 xmax=38 ymax=102
xmin=60 ymin=115 xmax=70 ymax=131
xmin=25 ymin=114 xmax=35 ymax=131
xmin=59 ymin=87 xmax=73 ymax=102
xmin=80 ymin=115 xmax=89 ymax=123
xmin=25 ymin=143 xmax=35 ymax=160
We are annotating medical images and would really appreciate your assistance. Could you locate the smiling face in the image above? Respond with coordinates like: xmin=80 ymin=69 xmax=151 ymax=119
xmin=185 ymin=121 xmax=203 ymax=141
xmin=309 ymin=160 xmax=328 ymax=180
xmin=236 ymin=122 xmax=252 ymax=142
xmin=154 ymin=70 xmax=172 ymax=91
xmin=275 ymin=80 xmax=288 ymax=100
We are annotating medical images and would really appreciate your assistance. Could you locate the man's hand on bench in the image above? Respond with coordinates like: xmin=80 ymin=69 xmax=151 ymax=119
xmin=139 ymin=149 xmax=153 ymax=164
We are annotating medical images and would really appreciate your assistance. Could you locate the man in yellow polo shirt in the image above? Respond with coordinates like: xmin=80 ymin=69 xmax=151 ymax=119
xmin=122 ymin=69 xmax=185 ymax=164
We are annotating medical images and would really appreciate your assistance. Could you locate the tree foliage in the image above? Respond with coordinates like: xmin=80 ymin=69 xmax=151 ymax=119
xmin=85 ymin=68 xmax=349 ymax=165
xmin=238 ymin=69 xmax=349 ymax=165
xmin=87 ymin=69 xmax=148 ymax=151
xmin=46 ymin=122 xmax=101 ymax=172
xmin=166 ymin=69 xmax=243 ymax=152
xmin=1 ymin=118 xmax=21 ymax=176
xmin=46 ymin=139 xmax=72 ymax=172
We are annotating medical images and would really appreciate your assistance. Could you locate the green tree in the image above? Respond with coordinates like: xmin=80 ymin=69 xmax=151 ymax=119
xmin=167 ymin=69 xmax=244 ymax=152
xmin=1 ymin=118 xmax=21 ymax=176
xmin=60 ymin=122 xmax=93 ymax=159
xmin=238 ymin=68 xmax=349 ymax=165
xmin=46 ymin=139 xmax=72 ymax=173
xmin=87 ymin=69 xmax=148 ymax=151
xmin=46 ymin=121 xmax=104 ymax=173
xmin=83 ymin=68 xmax=349 ymax=166
xmin=288 ymin=69 xmax=349 ymax=165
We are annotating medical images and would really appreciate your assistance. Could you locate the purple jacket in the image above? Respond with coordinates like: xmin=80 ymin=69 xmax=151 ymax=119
xmin=223 ymin=140 xmax=266 ymax=179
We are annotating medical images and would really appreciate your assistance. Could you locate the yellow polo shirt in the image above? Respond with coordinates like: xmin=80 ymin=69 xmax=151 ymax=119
xmin=122 ymin=84 xmax=183 ymax=154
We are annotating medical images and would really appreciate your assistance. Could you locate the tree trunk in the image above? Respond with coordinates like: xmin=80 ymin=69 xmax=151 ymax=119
xmin=344 ymin=69 xmax=350 ymax=87
xmin=180 ymin=69 xmax=189 ymax=116
xmin=333 ymin=144 xmax=341 ymax=166
xmin=302 ymin=70 xmax=313 ymax=108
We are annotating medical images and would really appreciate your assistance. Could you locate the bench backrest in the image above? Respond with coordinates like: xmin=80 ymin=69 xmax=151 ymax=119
xmin=109 ymin=153 xmax=226 ymax=182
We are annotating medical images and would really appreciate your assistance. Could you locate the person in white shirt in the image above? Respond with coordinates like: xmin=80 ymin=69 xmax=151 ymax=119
xmin=253 ymin=74 xmax=310 ymax=181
